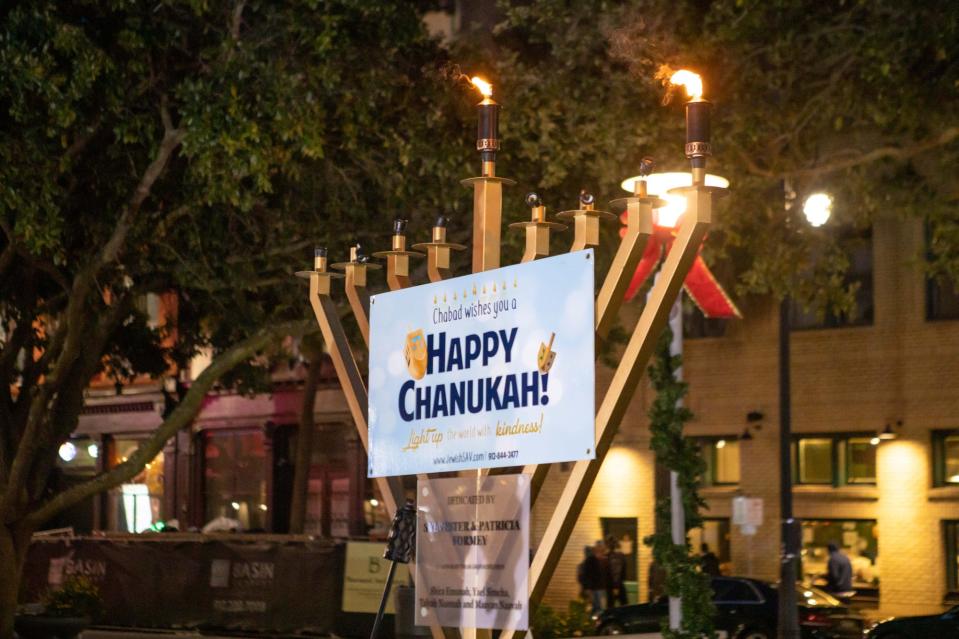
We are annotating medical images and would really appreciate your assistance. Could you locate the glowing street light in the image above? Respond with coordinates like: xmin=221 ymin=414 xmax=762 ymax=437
xmin=802 ymin=192 xmax=833 ymax=228
xmin=58 ymin=442 xmax=77 ymax=462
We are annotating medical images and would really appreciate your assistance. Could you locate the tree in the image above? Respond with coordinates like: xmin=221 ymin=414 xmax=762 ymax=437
xmin=0 ymin=1 xmax=468 ymax=633
xmin=453 ymin=0 xmax=959 ymax=312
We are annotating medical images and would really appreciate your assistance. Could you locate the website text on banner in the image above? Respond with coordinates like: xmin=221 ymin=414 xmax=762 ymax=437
xmin=367 ymin=251 xmax=595 ymax=477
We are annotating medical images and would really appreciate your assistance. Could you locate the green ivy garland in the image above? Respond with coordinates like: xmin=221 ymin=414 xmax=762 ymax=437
xmin=643 ymin=328 xmax=716 ymax=639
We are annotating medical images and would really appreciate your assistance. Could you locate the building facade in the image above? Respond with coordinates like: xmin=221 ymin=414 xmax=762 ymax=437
xmin=536 ymin=216 xmax=959 ymax=616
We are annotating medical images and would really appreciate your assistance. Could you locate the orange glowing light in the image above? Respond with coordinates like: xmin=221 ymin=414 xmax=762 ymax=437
xmin=670 ymin=69 xmax=703 ymax=100
xmin=470 ymin=76 xmax=493 ymax=98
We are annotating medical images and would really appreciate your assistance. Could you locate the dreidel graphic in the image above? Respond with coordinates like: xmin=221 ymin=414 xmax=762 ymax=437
xmin=404 ymin=329 xmax=427 ymax=380
xmin=537 ymin=332 xmax=556 ymax=373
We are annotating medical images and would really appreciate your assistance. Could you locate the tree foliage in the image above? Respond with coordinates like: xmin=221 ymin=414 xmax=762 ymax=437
xmin=453 ymin=0 xmax=959 ymax=313
xmin=0 ymin=2 xmax=468 ymax=632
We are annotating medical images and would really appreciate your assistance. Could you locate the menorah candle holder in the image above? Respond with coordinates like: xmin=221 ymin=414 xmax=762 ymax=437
xmin=372 ymin=221 xmax=424 ymax=291
xmin=412 ymin=216 xmax=466 ymax=282
xmin=301 ymin=81 xmax=721 ymax=639
xmin=331 ymin=245 xmax=381 ymax=344
xmin=556 ymin=191 xmax=617 ymax=252
xmin=507 ymin=193 xmax=567 ymax=263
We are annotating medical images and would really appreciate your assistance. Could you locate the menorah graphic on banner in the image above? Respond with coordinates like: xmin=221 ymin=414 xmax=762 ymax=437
xmin=297 ymin=72 xmax=725 ymax=639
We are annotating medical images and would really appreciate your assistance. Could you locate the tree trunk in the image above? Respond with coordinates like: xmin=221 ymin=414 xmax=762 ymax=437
xmin=0 ymin=521 xmax=33 ymax=639
xmin=289 ymin=357 xmax=321 ymax=534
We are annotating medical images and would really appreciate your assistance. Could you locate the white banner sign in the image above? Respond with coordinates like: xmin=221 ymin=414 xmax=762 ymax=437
xmin=367 ymin=250 xmax=595 ymax=477
xmin=415 ymin=474 xmax=530 ymax=630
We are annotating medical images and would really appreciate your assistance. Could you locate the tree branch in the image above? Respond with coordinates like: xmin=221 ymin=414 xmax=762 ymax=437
xmin=24 ymin=319 xmax=314 ymax=527
xmin=744 ymin=127 xmax=959 ymax=180
xmin=98 ymin=99 xmax=186 ymax=269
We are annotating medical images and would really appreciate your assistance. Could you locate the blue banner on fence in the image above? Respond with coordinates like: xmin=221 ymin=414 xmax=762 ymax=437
xmin=367 ymin=250 xmax=596 ymax=477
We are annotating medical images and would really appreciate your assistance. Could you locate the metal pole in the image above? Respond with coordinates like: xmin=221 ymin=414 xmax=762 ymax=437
xmin=370 ymin=560 xmax=398 ymax=639
xmin=667 ymin=296 xmax=684 ymax=631
xmin=777 ymin=297 xmax=800 ymax=639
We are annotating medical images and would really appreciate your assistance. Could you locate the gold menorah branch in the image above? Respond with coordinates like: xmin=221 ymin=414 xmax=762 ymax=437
xmin=303 ymin=145 xmax=716 ymax=637
xmin=508 ymin=194 xmax=566 ymax=263
xmin=331 ymin=245 xmax=380 ymax=346
xmin=413 ymin=218 xmax=467 ymax=282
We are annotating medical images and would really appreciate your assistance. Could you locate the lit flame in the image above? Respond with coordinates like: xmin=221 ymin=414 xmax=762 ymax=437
xmin=470 ymin=76 xmax=493 ymax=98
xmin=670 ymin=69 xmax=703 ymax=99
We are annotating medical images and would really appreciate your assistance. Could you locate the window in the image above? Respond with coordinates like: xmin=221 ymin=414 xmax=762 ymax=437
xmin=925 ymin=222 xmax=959 ymax=321
xmin=844 ymin=437 xmax=877 ymax=484
xmin=801 ymin=519 xmax=879 ymax=591
xmin=790 ymin=229 xmax=874 ymax=329
xmin=794 ymin=434 xmax=877 ymax=486
xmin=927 ymin=277 xmax=959 ymax=321
xmin=683 ymin=302 xmax=727 ymax=339
xmin=106 ymin=437 xmax=164 ymax=533
xmin=203 ymin=429 xmax=268 ymax=531
xmin=797 ymin=438 xmax=833 ymax=484
xmin=689 ymin=518 xmax=731 ymax=573
xmin=699 ymin=438 xmax=740 ymax=485
xmin=946 ymin=521 xmax=959 ymax=597
xmin=933 ymin=430 xmax=959 ymax=486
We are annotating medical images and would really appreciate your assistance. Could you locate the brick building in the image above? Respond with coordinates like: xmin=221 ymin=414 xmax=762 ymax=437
xmin=535 ymin=215 xmax=959 ymax=616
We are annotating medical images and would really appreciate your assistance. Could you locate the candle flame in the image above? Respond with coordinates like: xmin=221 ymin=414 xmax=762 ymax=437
xmin=470 ymin=76 xmax=493 ymax=98
xmin=669 ymin=69 xmax=703 ymax=99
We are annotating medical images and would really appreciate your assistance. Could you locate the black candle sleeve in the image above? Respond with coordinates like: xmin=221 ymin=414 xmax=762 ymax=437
xmin=314 ymin=247 xmax=327 ymax=258
xmin=476 ymin=99 xmax=500 ymax=160
xmin=393 ymin=218 xmax=408 ymax=235
xmin=434 ymin=215 xmax=447 ymax=228
xmin=685 ymin=99 xmax=712 ymax=168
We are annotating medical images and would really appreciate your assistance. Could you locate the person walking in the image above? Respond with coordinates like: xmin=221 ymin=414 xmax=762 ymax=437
xmin=826 ymin=542 xmax=853 ymax=594
xmin=699 ymin=542 xmax=721 ymax=577
xmin=577 ymin=545 xmax=605 ymax=612
xmin=605 ymin=535 xmax=628 ymax=607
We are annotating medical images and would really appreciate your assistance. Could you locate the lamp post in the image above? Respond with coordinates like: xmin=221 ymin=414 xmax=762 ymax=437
xmin=778 ymin=191 xmax=832 ymax=639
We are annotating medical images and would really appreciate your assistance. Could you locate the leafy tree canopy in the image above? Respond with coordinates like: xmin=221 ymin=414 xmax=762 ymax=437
xmin=453 ymin=0 xmax=959 ymax=313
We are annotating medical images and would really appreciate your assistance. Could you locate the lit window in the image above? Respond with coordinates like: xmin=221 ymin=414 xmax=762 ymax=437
xmin=700 ymin=438 xmax=740 ymax=485
xmin=795 ymin=435 xmax=879 ymax=486
xmin=797 ymin=438 xmax=833 ymax=484
xmin=801 ymin=519 xmax=879 ymax=591
xmin=106 ymin=438 xmax=164 ymax=533
xmin=203 ymin=429 xmax=268 ymax=531
xmin=844 ymin=438 xmax=877 ymax=484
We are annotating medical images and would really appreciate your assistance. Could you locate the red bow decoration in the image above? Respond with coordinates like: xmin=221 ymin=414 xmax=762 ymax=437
xmin=621 ymin=219 xmax=742 ymax=319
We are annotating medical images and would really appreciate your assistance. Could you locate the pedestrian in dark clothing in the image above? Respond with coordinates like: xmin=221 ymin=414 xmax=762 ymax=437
xmin=577 ymin=545 xmax=605 ymax=612
xmin=700 ymin=542 xmax=721 ymax=577
xmin=826 ymin=542 xmax=853 ymax=593
xmin=605 ymin=535 xmax=628 ymax=607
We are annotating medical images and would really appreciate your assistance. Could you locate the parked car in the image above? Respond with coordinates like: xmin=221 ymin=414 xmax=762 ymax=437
xmin=865 ymin=605 xmax=959 ymax=638
xmin=594 ymin=577 xmax=864 ymax=639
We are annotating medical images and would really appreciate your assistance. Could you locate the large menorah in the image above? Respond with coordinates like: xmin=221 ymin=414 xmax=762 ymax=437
xmin=298 ymin=74 xmax=719 ymax=639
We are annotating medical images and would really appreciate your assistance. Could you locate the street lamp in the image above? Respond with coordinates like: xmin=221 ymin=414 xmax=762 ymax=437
xmin=779 ymin=190 xmax=833 ymax=639
xmin=802 ymin=192 xmax=833 ymax=227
